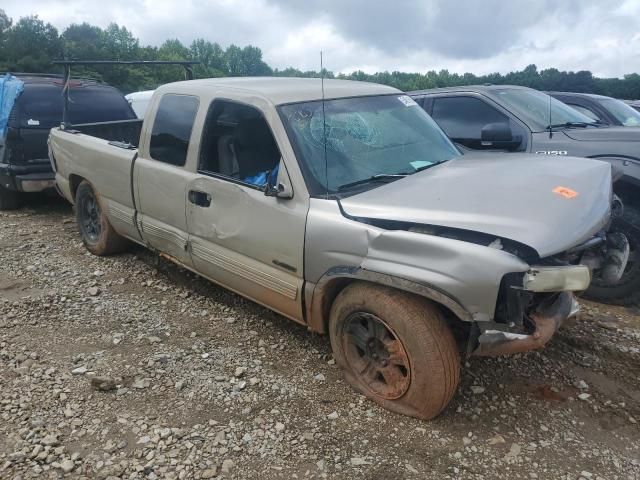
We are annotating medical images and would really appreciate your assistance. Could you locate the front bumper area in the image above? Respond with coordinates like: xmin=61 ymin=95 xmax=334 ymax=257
xmin=473 ymin=291 xmax=576 ymax=357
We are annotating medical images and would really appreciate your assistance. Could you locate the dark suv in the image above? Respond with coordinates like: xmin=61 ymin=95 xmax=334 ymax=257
xmin=548 ymin=92 xmax=640 ymax=127
xmin=409 ymin=85 xmax=640 ymax=305
xmin=0 ymin=74 xmax=136 ymax=209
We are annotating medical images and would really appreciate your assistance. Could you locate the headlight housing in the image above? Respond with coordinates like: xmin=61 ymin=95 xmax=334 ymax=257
xmin=523 ymin=266 xmax=591 ymax=292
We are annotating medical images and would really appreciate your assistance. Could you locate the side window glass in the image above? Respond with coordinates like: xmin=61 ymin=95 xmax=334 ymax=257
xmin=431 ymin=96 xmax=515 ymax=149
xmin=199 ymin=101 xmax=281 ymax=189
xmin=149 ymin=94 xmax=199 ymax=166
xmin=568 ymin=104 xmax=600 ymax=122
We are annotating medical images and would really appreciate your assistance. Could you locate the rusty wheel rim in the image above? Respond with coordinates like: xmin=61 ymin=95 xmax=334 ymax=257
xmin=342 ymin=312 xmax=411 ymax=400
xmin=79 ymin=192 xmax=102 ymax=243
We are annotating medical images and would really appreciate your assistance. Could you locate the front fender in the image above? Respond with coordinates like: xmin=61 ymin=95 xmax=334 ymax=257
xmin=305 ymin=266 xmax=473 ymax=334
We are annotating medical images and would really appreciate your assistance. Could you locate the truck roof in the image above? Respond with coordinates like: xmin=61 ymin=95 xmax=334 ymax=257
xmin=157 ymin=77 xmax=400 ymax=105
xmin=2 ymin=73 xmax=103 ymax=85
xmin=409 ymin=84 xmax=533 ymax=96
xmin=547 ymin=91 xmax=611 ymax=100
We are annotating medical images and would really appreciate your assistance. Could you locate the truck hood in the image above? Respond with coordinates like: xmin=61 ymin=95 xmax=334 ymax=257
xmin=562 ymin=126 xmax=640 ymax=142
xmin=340 ymin=154 xmax=612 ymax=258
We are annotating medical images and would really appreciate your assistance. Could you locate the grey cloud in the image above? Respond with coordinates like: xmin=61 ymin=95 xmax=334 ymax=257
xmin=2 ymin=0 xmax=639 ymax=77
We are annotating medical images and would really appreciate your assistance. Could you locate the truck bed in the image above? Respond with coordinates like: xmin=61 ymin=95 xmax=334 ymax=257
xmin=49 ymin=126 xmax=143 ymax=242
xmin=72 ymin=119 xmax=143 ymax=147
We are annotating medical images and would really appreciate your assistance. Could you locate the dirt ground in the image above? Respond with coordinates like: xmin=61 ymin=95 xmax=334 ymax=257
xmin=1 ymin=196 xmax=639 ymax=480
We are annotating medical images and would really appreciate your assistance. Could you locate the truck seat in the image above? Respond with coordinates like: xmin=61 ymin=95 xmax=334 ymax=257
xmin=217 ymin=135 xmax=240 ymax=178
xmin=233 ymin=118 xmax=280 ymax=180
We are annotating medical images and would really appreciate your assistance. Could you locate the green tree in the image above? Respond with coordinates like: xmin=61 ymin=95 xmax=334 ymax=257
xmin=1 ymin=15 xmax=61 ymax=72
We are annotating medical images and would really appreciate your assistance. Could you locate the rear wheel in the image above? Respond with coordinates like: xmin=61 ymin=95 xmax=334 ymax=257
xmin=585 ymin=205 xmax=640 ymax=306
xmin=75 ymin=180 xmax=129 ymax=256
xmin=329 ymin=282 xmax=460 ymax=420
xmin=0 ymin=184 xmax=22 ymax=210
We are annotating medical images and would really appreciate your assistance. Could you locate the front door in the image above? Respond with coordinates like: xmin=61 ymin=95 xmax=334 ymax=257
xmin=185 ymin=100 xmax=306 ymax=322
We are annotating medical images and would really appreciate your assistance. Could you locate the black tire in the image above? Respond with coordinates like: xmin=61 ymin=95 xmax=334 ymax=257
xmin=75 ymin=180 xmax=129 ymax=256
xmin=329 ymin=282 xmax=460 ymax=420
xmin=585 ymin=205 xmax=640 ymax=306
xmin=0 ymin=184 xmax=22 ymax=210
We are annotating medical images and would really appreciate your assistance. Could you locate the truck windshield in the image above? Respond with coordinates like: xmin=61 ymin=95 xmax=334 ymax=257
xmin=598 ymin=97 xmax=640 ymax=126
xmin=279 ymin=95 xmax=460 ymax=196
xmin=493 ymin=88 xmax=599 ymax=132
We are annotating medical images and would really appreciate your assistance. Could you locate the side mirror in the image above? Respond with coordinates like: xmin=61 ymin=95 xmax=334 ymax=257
xmin=480 ymin=122 xmax=521 ymax=150
xmin=265 ymin=181 xmax=293 ymax=199
xmin=481 ymin=122 xmax=513 ymax=142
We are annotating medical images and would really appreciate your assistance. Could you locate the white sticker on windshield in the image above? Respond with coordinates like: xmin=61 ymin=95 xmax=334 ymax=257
xmin=398 ymin=95 xmax=418 ymax=107
xmin=410 ymin=160 xmax=430 ymax=170
xmin=27 ymin=119 xmax=40 ymax=126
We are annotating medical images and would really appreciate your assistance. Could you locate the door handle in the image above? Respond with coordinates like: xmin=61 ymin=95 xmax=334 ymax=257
xmin=188 ymin=190 xmax=212 ymax=207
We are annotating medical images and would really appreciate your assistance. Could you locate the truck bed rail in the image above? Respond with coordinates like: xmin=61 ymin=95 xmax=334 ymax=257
xmin=71 ymin=119 xmax=143 ymax=148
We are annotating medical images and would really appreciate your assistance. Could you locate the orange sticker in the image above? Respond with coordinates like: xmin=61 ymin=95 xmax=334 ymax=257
xmin=553 ymin=186 xmax=578 ymax=199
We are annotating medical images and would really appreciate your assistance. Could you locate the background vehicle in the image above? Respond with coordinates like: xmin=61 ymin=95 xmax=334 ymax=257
xmin=549 ymin=92 xmax=640 ymax=127
xmin=410 ymin=85 xmax=640 ymax=305
xmin=50 ymin=77 xmax=620 ymax=420
xmin=125 ymin=90 xmax=154 ymax=118
xmin=0 ymin=73 xmax=136 ymax=210
xmin=626 ymin=100 xmax=640 ymax=113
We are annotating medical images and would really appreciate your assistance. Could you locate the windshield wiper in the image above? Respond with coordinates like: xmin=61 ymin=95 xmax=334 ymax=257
xmin=335 ymin=160 xmax=450 ymax=192
xmin=337 ymin=174 xmax=407 ymax=191
xmin=546 ymin=121 xmax=596 ymax=129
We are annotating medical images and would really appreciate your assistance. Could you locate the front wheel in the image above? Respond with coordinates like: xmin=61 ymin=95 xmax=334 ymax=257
xmin=329 ymin=283 xmax=460 ymax=420
xmin=585 ymin=205 xmax=640 ymax=306
xmin=75 ymin=180 xmax=129 ymax=256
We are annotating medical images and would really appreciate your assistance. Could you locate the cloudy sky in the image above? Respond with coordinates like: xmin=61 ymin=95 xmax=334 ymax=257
xmin=3 ymin=0 xmax=640 ymax=77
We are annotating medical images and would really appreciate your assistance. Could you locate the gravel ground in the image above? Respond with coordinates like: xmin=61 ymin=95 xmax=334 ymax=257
xmin=0 ymin=196 xmax=639 ymax=480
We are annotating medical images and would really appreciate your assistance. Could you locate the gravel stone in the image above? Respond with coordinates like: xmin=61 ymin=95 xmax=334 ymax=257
xmin=0 ymin=201 xmax=638 ymax=480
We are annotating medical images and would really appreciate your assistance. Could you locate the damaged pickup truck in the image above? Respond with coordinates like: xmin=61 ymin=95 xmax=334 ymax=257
xmin=50 ymin=78 xmax=627 ymax=419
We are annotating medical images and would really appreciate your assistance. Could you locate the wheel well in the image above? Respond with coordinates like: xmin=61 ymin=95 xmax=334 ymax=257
xmin=615 ymin=178 xmax=640 ymax=209
xmin=68 ymin=174 xmax=86 ymax=201
xmin=311 ymin=277 xmax=469 ymax=339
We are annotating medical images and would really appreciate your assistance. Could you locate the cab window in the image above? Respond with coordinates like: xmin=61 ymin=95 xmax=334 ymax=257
xmin=198 ymin=100 xmax=281 ymax=189
xmin=431 ymin=96 xmax=525 ymax=151
xmin=149 ymin=94 xmax=199 ymax=166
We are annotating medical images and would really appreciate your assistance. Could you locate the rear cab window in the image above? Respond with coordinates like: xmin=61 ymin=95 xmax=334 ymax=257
xmin=149 ymin=94 xmax=200 ymax=166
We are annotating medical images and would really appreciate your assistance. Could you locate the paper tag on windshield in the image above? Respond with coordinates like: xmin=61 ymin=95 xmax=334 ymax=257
xmin=398 ymin=95 xmax=418 ymax=107
xmin=410 ymin=160 xmax=430 ymax=170
xmin=27 ymin=119 xmax=40 ymax=126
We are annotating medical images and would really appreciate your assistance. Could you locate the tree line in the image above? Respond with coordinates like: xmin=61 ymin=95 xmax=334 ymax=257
xmin=1 ymin=10 xmax=639 ymax=99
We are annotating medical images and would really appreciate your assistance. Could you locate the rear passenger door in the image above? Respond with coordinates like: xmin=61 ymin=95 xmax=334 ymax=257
xmin=134 ymin=93 xmax=200 ymax=267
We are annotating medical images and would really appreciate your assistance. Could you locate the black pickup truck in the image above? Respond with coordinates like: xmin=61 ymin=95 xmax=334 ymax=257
xmin=0 ymin=74 xmax=136 ymax=210
xmin=410 ymin=85 xmax=640 ymax=305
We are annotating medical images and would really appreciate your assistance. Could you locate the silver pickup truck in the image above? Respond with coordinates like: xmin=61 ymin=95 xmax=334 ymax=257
xmin=50 ymin=77 xmax=625 ymax=420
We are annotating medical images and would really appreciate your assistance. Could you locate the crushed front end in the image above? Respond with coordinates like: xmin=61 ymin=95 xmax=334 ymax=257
xmin=471 ymin=197 xmax=629 ymax=357
xmin=471 ymin=267 xmax=587 ymax=356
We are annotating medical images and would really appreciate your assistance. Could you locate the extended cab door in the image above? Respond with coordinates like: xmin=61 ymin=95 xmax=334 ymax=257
xmin=185 ymin=99 xmax=307 ymax=323
xmin=134 ymin=93 xmax=200 ymax=267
